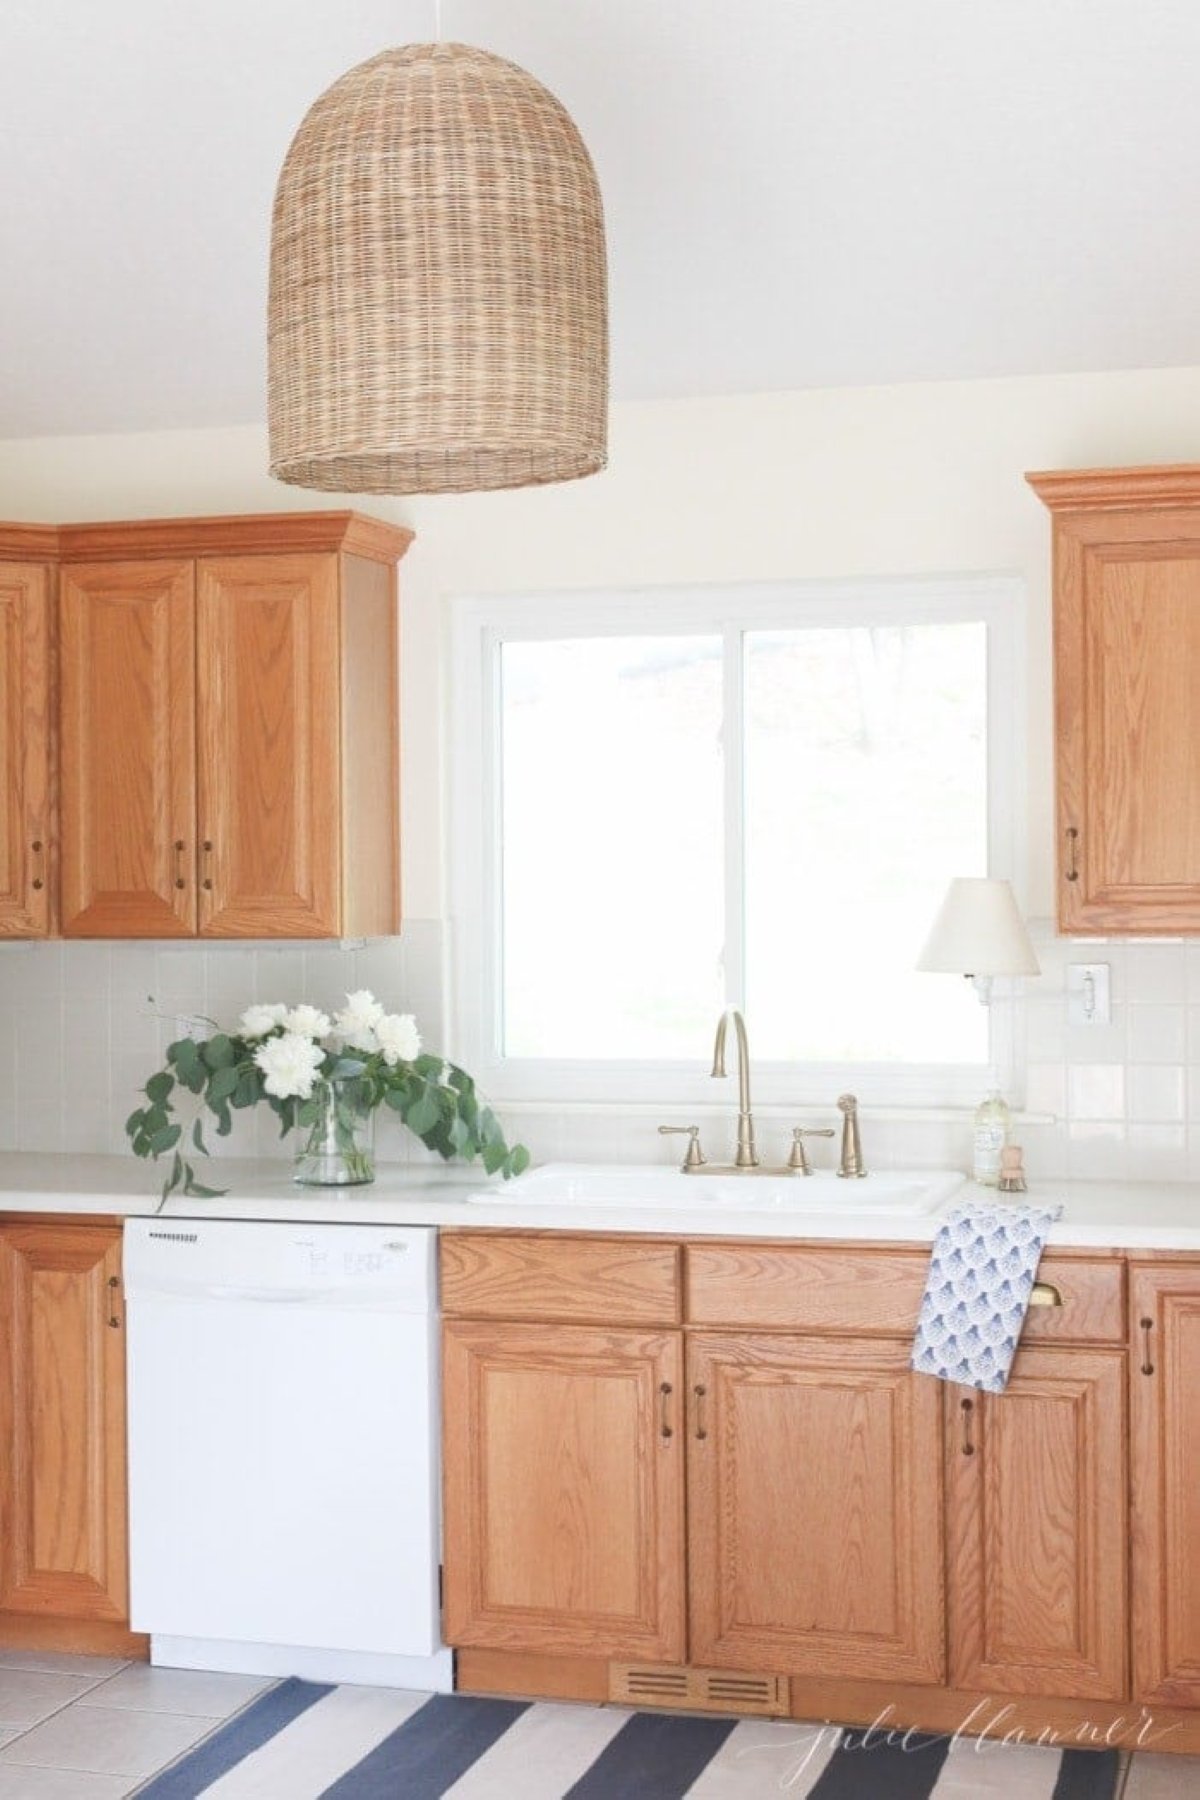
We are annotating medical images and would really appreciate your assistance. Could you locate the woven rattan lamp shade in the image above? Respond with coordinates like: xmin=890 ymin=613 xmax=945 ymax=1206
xmin=268 ymin=42 xmax=608 ymax=496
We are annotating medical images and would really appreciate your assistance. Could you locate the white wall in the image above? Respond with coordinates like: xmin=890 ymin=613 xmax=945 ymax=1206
xmin=3 ymin=364 xmax=1200 ymax=1180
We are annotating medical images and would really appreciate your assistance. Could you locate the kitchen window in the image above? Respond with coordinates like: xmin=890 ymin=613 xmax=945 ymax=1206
xmin=450 ymin=577 xmax=1023 ymax=1108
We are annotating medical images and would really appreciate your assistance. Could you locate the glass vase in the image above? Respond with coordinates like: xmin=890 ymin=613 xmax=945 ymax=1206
xmin=293 ymin=1076 xmax=376 ymax=1187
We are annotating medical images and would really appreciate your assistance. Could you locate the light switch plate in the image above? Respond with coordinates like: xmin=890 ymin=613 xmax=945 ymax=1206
xmin=1067 ymin=962 xmax=1111 ymax=1027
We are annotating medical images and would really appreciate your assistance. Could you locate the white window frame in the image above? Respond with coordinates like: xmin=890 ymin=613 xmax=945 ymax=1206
xmin=449 ymin=574 xmax=1026 ymax=1112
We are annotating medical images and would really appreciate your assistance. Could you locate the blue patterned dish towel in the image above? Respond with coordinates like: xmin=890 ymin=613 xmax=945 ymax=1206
xmin=911 ymin=1199 xmax=1064 ymax=1392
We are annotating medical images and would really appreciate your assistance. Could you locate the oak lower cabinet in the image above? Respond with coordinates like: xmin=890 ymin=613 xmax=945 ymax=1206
xmin=442 ymin=1233 xmax=1200 ymax=1749
xmin=1130 ymin=1262 xmax=1200 ymax=1706
xmin=0 ymin=1220 xmax=144 ymax=1655
xmin=1028 ymin=465 xmax=1200 ymax=933
xmin=686 ymin=1331 xmax=944 ymax=1684
xmin=57 ymin=512 xmax=411 ymax=938
xmin=442 ymin=1319 xmax=686 ymax=1660
xmin=0 ymin=557 xmax=53 ymax=936
xmin=944 ymin=1346 xmax=1127 ymax=1700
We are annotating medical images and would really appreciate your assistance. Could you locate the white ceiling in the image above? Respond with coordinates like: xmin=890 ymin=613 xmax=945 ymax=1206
xmin=3 ymin=0 xmax=1200 ymax=437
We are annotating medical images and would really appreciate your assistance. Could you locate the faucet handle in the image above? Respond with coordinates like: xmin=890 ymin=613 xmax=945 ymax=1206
xmin=658 ymin=1124 xmax=706 ymax=1171
xmin=786 ymin=1126 xmax=836 ymax=1175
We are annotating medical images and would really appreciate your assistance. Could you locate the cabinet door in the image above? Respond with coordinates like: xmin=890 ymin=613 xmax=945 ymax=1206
xmin=1130 ymin=1266 xmax=1200 ymax=1705
xmin=0 ymin=564 xmax=52 ymax=936
xmin=196 ymin=554 xmax=341 ymax=937
xmin=60 ymin=561 xmax=196 ymax=936
xmin=1054 ymin=522 xmax=1200 ymax=930
xmin=945 ymin=1347 xmax=1127 ymax=1700
xmin=687 ymin=1333 xmax=943 ymax=1683
xmin=0 ymin=1224 xmax=130 ymax=1626
xmin=442 ymin=1320 xmax=685 ymax=1660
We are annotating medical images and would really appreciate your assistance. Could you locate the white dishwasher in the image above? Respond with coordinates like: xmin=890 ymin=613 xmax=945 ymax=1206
xmin=123 ymin=1217 xmax=452 ymax=1690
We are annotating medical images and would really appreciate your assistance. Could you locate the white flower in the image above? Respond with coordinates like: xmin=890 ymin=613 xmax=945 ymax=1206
xmin=375 ymin=1012 xmax=421 ymax=1066
xmin=254 ymin=1031 xmax=325 ymax=1100
xmin=238 ymin=1002 xmax=289 ymax=1040
xmin=282 ymin=1004 xmax=331 ymax=1040
xmin=334 ymin=989 xmax=385 ymax=1052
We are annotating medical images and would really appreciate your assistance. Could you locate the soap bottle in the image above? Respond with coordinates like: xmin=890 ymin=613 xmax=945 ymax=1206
xmin=973 ymin=1090 xmax=1010 ymax=1186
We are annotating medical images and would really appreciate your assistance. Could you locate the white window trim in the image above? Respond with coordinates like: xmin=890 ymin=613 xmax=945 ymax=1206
xmin=449 ymin=574 xmax=1027 ymax=1112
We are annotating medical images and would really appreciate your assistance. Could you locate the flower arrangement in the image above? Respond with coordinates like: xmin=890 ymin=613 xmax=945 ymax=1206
xmin=126 ymin=989 xmax=529 ymax=1200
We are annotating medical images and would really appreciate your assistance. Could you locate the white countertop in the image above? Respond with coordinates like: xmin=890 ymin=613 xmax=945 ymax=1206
xmin=0 ymin=1152 xmax=1197 ymax=1250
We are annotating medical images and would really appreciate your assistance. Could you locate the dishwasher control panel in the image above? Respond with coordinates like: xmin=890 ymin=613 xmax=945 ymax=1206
xmin=124 ymin=1219 xmax=435 ymax=1310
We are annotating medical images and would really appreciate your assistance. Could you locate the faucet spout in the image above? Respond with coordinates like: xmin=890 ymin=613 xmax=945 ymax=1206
xmin=712 ymin=1009 xmax=758 ymax=1167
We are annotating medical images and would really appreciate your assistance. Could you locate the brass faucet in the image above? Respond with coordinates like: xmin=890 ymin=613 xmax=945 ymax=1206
xmin=712 ymin=1009 xmax=757 ymax=1167
xmin=657 ymin=1011 xmax=840 ymax=1176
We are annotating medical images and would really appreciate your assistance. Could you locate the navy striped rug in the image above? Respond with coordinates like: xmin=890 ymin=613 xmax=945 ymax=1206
xmin=134 ymin=1679 xmax=1122 ymax=1799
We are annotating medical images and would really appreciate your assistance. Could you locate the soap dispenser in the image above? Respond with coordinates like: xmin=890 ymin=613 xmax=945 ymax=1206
xmin=972 ymin=1090 xmax=1010 ymax=1186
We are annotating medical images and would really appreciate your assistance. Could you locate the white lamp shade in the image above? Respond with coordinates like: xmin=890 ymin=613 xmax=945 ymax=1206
xmin=916 ymin=878 xmax=1040 ymax=977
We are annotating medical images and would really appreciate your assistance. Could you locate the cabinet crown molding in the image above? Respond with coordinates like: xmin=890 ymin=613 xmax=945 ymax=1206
xmin=1027 ymin=464 xmax=1200 ymax=513
xmin=2 ymin=511 xmax=414 ymax=565
xmin=0 ymin=523 xmax=59 ymax=560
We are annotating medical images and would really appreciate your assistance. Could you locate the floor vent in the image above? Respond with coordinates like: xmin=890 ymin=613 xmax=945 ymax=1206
xmin=609 ymin=1663 xmax=789 ymax=1717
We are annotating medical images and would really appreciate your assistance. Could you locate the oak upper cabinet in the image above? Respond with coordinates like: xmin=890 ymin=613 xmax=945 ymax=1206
xmin=196 ymin=554 xmax=342 ymax=936
xmin=58 ymin=513 xmax=411 ymax=939
xmin=0 ymin=553 xmax=53 ymax=936
xmin=59 ymin=560 xmax=196 ymax=936
xmin=944 ymin=1345 xmax=1128 ymax=1700
xmin=0 ymin=1220 xmax=139 ymax=1650
xmin=1029 ymin=465 xmax=1200 ymax=932
xmin=686 ymin=1331 xmax=944 ymax=1684
xmin=442 ymin=1319 xmax=686 ymax=1660
xmin=1130 ymin=1263 xmax=1200 ymax=1707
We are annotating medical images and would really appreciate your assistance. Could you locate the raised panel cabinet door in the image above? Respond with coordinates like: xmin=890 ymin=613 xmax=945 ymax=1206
xmin=1062 ymin=549 xmax=1200 ymax=930
xmin=945 ymin=1347 xmax=1128 ymax=1701
xmin=687 ymin=1333 xmax=944 ymax=1684
xmin=0 ymin=1225 xmax=130 ymax=1625
xmin=1029 ymin=469 xmax=1200 ymax=932
xmin=0 ymin=564 xmax=52 ymax=936
xmin=59 ymin=560 xmax=196 ymax=936
xmin=1130 ymin=1266 xmax=1200 ymax=1706
xmin=196 ymin=554 xmax=341 ymax=937
xmin=442 ymin=1320 xmax=686 ymax=1660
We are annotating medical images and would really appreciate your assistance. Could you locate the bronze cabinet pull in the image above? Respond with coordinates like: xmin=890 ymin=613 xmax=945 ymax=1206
xmin=693 ymin=1383 xmax=708 ymax=1441
xmin=107 ymin=1275 xmax=121 ymax=1330
xmin=173 ymin=839 xmax=187 ymax=890
xmin=960 ymin=1395 xmax=975 ymax=1456
xmin=1140 ymin=1316 xmax=1155 ymax=1376
xmin=201 ymin=840 xmax=214 ymax=891
xmin=1029 ymin=1281 xmax=1064 ymax=1308
xmin=658 ymin=1381 xmax=673 ymax=1441
xmin=30 ymin=840 xmax=44 ymax=892
xmin=1065 ymin=826 xmax=1080 ymax=882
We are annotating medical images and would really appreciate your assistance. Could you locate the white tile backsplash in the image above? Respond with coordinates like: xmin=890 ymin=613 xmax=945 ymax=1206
xmin=1127 ymin=1004 xmax=1188 ymax=1064
xmin=0 ymin=932 xmax=441 ymax=1163
xmin=1 ymin=914 xmax=1199 ymax=1186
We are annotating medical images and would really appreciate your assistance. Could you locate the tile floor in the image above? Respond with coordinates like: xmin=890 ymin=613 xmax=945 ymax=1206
xmin=0 ymin=1651 xmax=1198 ymax=1798
xmin=0 ymin=1653 xmax=268 ymax=1798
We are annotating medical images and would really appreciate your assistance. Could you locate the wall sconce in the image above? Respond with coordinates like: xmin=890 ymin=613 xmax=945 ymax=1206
xmin=916 ymin=877 xmax=1040 ymax=1004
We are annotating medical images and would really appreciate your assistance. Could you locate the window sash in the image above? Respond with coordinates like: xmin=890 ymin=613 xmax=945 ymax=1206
xmin=450 ymin=575 xmax=1025 ymax=1110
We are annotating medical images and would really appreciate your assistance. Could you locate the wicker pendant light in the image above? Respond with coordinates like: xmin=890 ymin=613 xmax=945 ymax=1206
xmin=268 ymin=42 xmax=608 ymax=495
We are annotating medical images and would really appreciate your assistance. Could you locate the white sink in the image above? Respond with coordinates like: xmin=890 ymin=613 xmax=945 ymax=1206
xmin=467 ymin=1163 xmax=966 ymax=1216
